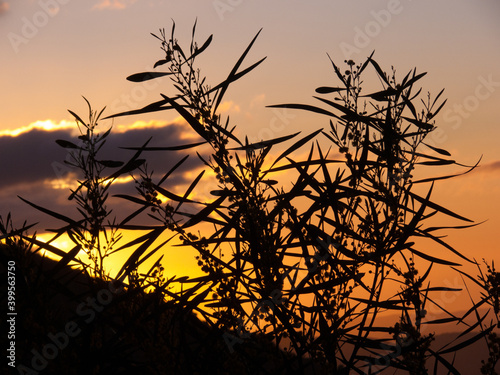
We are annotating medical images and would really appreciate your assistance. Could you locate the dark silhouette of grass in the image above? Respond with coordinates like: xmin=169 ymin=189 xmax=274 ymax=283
xmin=2 ymin=20 xmax=500 ymax=374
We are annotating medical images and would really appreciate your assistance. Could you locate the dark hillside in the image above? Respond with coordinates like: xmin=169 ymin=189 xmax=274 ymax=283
xmin=1 ymin=243 xmax=302 ymax=375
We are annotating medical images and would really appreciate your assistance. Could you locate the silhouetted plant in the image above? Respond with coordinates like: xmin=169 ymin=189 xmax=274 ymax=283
xmin=55 ymin=99 xmax=124 ymax=278
xmin=17 ymin=97 xmax=153 ymax=280
xmin=103 ymin=20 xmax=495 ymax=374
xmin=450 ymin=260 xmax=500 ymax=375
xmin=3 ymin=20 xmax=498 ymax=375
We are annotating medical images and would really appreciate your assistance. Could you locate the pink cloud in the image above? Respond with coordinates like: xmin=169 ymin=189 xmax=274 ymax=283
xmin=476 ymin=160 xmax=500 ymax=174
xmin=452 ymin=159 xmax=500 ymax=184
xmin=92 ymin=0 xmax=137 ymax=10
xmin=0 ymin=1 xmax=9 ymax=15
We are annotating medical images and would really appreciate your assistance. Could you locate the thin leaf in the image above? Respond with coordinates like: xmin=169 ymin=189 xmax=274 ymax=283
xmin=212 ymin=29 xmax=263 ymax=114
xmin=116 ymin=227 xmax=165 ymax=281
xmin=438 ymin=325 xmax=495 ymax=354
xmin=182 ymin=193 xmax=226 ymax=229
xmin=356 ymin=50 xmax=374 ymax=76
xmin=189 ymin=34 xmax=213 ymax=61
xmin=158 ymin=154 xmax=190 ymax=185
xmin=107 ymin=159 xmax=145 ymax=179
xmin=350 ymin=297 xmax=407 ymax=310
xmin=326 ymin=53 xmax=347 ymax=86
xmin=120 ymin=141 xmax=207 ymax=151
xmin=208 ymin=57 xmax=267 ymax=105
xmin=428 ymin=349 xmax=461 ymax=375
xmin=209 ymin=118 xmax=243 ymax=146
xmin=315 ymin=87 xmax=346 ymax=94
xmin=173 ymin=43 xmax=186 ymax=60
xmin=153 ymin=59 xmax=170 ymax=68
xmin=67 ymin=109 xmax=86 ymax=125
xmin=401 ymin=71 xmax=427 ymax=90
xmin=455 ymin=310 xmax=489 ymax=339
xmin=369 ymin=57 xmax=390 ymax=86
xmin=423 ymin=231 xmax=475 ymax=263
xmin=20 ymin=234 xmax=74 ymax=259
xmin=313 ymin=96 xmax=361 ymax=120
xmin=290 ymin=274 xmax=362 ymax=295
xmin=114 ymin=194 xmax=150 ymax=206
xmin=18 ymin=196 xmax=80 ymax=226
xmin=362 ymin=87 xmax=398 ymax=101
xmin=154 ymin=185 xmax=198 ymax=204
xmin=432 ymin=88 xmax=445 ymax=108
xmin=127 ymin=72 xmax=172 ymax=82
xmin=422 ymin=142 xmax=451 ymax=156
xmin=160 ymin=94 xmax=208 ymax=139
xmin=104 ymin=98 xmax=173 ymax=120
xmin=423 ymin=221 xmax=482 ymax=233
xmin=403 ymin=116 xmax=434 ymax=130
xmin=408 ymin=190 xmax=473 ymax=222
xmin=174 ymin=170 xmax=205 ymax=213
xmin=271 ymin=129 xmax=323 ymax=167
xmin=417 ymin=159 xmax=455 ymax=166
xmin=413 ymin=156 xmax=481 ymax=184
xmin=50 ymin=244 xmax=82 ymax=275
xmin=56 ymin=139 xmax=79 ymax=149
xmin=409 ymin=247 xmax=461 ymax=266
xmin=402 ymin=94 xmax=418 ymax=119
xmin=230 ymin=131 xmax=300 ymax=151
xmin=97 ymin=160 xmax=124 ymax=168
xmin=267 ymin=103 xmax=338 ymax=118
xmin=422 ymin=317 xmax=460 ymax=325
xmin=428 ymin=98 xmax=447 ymax=120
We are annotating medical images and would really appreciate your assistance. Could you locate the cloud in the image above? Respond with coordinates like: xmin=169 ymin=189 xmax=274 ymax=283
xmin=217 ymin=100 xmax=241 ymax=114
xmin=476 ymin=160 xmax=500 ymax=174
xmin=454 ymin=159 xmax=500 ymax=179
xmin=0 ymin=1 xmax=9 ymax=15
xmin=0 ymin=120 xmax=208 ymax=229
xmin=92 ymin=0 xmax=137 ymax=10
xmin=0 ymin=119 xmax=75 ymax=137
xmin=249 ymin=94 xmax=266 ymax=109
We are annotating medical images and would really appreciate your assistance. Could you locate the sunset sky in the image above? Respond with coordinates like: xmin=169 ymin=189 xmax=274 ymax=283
xmin=1 ymin=1 xmax=499 ymax=309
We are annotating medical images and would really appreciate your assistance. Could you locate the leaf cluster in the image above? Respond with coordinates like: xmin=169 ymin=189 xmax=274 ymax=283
xmin=3 ymin=21 xmax=497 ymax=375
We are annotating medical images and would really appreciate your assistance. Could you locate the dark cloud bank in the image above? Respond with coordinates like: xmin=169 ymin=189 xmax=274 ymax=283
xmin=0 ymin=122 xmax=207 ymax=230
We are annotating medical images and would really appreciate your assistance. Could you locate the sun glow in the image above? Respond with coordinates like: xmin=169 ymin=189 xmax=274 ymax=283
xmin=33 ymin=229 xmax=205 ymax=287
xmin=35 ymin=233 xmax=84 ymax=261
xmin=46 ymin=174 xmax=135 ymax=191
xmin=113 ymin=118 xmax=201 ymax=140
xmin=0 ymin=119 xmax=75 ymax=137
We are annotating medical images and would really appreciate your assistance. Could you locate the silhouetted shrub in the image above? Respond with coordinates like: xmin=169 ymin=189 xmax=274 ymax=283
xmin=2 ymin=21 xmax=498 ymax=375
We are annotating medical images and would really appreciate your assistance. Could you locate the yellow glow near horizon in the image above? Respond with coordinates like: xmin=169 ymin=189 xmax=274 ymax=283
xmin=46 ymin=174 xmax=135 ymax=190
xmin=34 ymin=228 xmax=205 ymax=286
xmin=0 ymin=117 xmax=197 ymax=139
xmin=113 ymin=118 xmax=186 ymax=133
xmin=0 ymin=119 xmax=76 ymax=137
